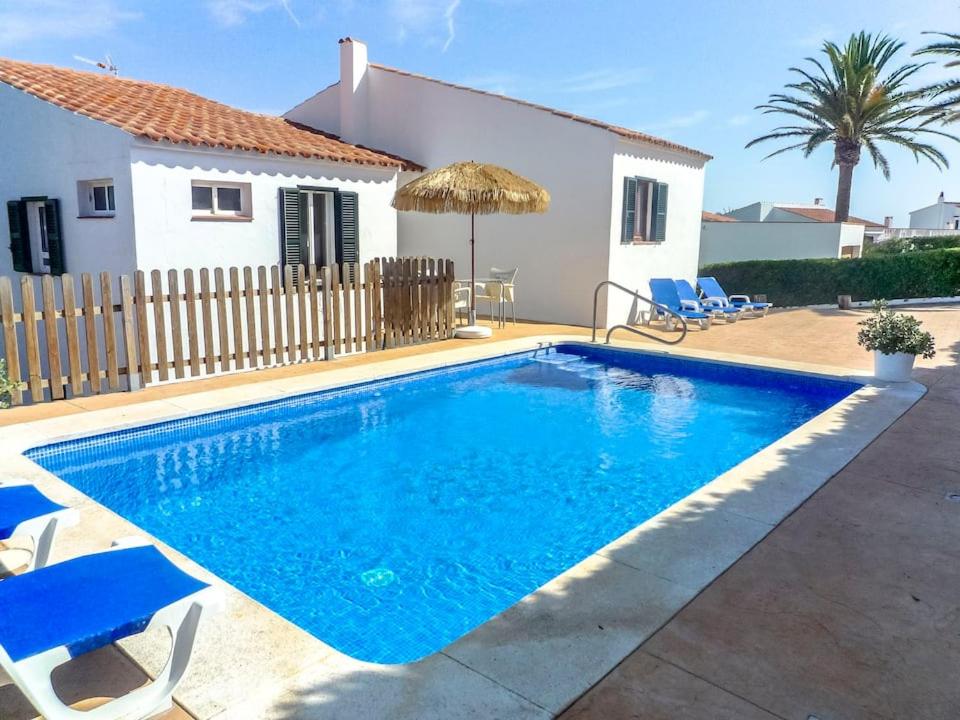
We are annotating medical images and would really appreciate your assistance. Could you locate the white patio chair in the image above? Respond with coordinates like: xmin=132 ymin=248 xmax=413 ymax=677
xmin=453 ymin=281 xmax=472 ymax=325
xmin=475 ymin=267 xmax=518 ymax=327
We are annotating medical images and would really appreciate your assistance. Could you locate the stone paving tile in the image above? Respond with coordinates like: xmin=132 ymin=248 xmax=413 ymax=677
xmin=0 ymin=645 xmax=193 ymax=720
xmin=560 ymin=651 xmax=780 ymax=720
xmin=637 ymin=436 xmax=960 ymax=720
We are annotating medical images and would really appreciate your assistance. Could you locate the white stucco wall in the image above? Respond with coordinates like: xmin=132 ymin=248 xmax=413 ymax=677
xmin=699 ymin=221 xmax=865 ymax=265
xmin=607 ymin=142 xmax=707 ymax=324
xmin=287 ymin=56 xmax=708 ymax=327
xmin=129 ymin=143 xmax=399 ymax=273
xmin=289 ymin=67 xmax=615 ymax=326
xmin=909 ymin=201 xmax=960 ymax=229
xmin=0 ymin=83 xmax=137 ymax=280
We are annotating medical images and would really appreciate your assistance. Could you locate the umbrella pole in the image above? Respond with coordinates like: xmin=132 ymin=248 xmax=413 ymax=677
xmin=469 ymin=211 xmax=477 ymax=326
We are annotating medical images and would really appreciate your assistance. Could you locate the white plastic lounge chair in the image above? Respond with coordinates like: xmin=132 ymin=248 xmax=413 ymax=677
xmin=0 ymin=482 xmax=79 ymax=573
xmin=648 ymin=278 xmax=711 ymax=330
xmin=0 ymin=542 xmax=221 ymax=720
xmin=696 ymin=276 xmax=772 ymax=317
xmin=675 ymin=279 xmax=740 ymax=323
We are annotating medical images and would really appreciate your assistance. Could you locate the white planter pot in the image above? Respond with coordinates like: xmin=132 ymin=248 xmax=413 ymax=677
xmin=873 ymin=351 xmax=916 ymax=382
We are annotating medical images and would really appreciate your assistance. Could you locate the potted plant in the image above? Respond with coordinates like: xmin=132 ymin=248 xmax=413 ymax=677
xmin=857 ymin=301 xmax=935 ymax=381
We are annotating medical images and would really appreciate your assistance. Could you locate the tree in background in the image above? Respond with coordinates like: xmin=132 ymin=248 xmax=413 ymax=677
xmin=748 ymin=32 xmax=956 ymax=222
xmin=915 ymin=32 xmax=960 ymax=124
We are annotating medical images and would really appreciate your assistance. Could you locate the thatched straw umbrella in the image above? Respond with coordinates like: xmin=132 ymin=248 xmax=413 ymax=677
xmin=392 ymin=161 xmax=549 ymax=334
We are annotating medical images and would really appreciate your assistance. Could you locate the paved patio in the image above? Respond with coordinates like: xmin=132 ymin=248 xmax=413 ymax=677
xmin=2 ymin=304 xmax=958 ymax=719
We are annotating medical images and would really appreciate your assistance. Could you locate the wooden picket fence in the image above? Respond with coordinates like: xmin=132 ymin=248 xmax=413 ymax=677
xmin=0 ymin=257 xmax=456 ymax=406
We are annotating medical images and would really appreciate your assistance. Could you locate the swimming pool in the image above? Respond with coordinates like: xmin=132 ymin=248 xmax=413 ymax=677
xmin=27 ymin=343 xmax=858 ymax=664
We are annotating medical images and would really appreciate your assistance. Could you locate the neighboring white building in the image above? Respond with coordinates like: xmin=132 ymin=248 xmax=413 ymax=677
xmin=699 ymin=214 xmax=866 ymax=265
xmin=723 ymin=199 xmax=885 ymax=243
xmin=285 ymin=38 xmax=712 ymax=327
xmin=908 ymin=192 xmax=960 ymax=230
xmin=0 ymin=58 xmax=419 ymax=283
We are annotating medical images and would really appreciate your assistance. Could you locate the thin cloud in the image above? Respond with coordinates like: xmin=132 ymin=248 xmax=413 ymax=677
xmin=647 ymin=109 xmax=710 ymax=130
xmin=206 ymin=0 xmax=300 ymax=27
xmin=561 ymin=67 xmax=648 ymax=93
xmin=0 ymin=0 xmax=140 ymax=47
xmin=442 ymin=0 xmax=460 ymax=52
xmin=389 ymin=0 xmax=461 ymax=52
xmin=727 ymin=113 xmax=751 ymax=127
xmin=456 ymin=72 xmax=520 ymax=95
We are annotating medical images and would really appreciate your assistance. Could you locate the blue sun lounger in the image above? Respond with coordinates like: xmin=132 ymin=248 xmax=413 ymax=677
xmin=0 ymin=543 xmax=221 ymax=720
xmin=0 ymin=483 xmax=78 ymax=572
xmin=675 ymin=279 xmax=741 ymax=323
xmin=696 ymin=276 xmax=772 ymax=317
xmin=648 ymin=278 xmax=711 ymax=330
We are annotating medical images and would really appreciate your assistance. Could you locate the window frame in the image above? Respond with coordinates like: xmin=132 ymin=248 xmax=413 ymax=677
xmin=77 ymin=179 xmax=116 ymax=218
xmin=621 ymin=175 xmax=667 ymax=245
xmin=191 ymin=180 xmax=252 ymax=220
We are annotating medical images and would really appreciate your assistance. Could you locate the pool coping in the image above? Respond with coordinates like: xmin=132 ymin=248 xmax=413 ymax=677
xmin=0 ymin=336 xmax=926 ymax=719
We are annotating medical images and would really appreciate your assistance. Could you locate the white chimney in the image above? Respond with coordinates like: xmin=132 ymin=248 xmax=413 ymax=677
xmin=884 ymin=216 xmax=893 ymax=228
xmin=338 ymin=37 xmax=369 ymax=144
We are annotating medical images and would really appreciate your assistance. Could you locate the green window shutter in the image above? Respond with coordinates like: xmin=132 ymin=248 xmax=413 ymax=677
xmin=334 ymin=190 xmax=359 ymax=280
xmin=651 ymin=182 xmax=668 ymax=242
xmin=279 ymin=187 xmax=303 ymax=271
xmin=44 ymin=199 xmax=65 ymax=275
xmin=7 ymin=200 xmax=32 ymax=273
xmin=621 ymin=177 xmax=637 ymax=242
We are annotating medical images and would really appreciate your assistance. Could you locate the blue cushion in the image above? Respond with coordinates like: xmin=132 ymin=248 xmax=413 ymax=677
xmin=0 ymin=485 xmax=67 ymax=541
xmin=0 ymin=545 xmax=209 ymax=662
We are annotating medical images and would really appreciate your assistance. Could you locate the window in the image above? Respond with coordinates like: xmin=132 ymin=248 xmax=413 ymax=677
xmin=278 ymin=187 xmax=358 ymax=278
xmin=77 ymin=179 xmax=116 ymax=217
xmin=7 ymin=197 xmax=65 ymax=275
xmin=191 ymin=181 xmax=251 ymax=219
xmin=621 ymin=176 xmax=668 ymax=243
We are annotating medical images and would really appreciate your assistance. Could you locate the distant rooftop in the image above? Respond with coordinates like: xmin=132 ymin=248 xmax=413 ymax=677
xmin=702 ymin=211 xmax=737 ymax=222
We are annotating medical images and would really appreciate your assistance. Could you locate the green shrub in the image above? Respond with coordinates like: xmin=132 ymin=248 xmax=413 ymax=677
xmin=700 ymin=248 xmax=960 ymax=306
xmin=865 ymin=235 xmax=960 ymax=255
xmin=0 ymin=359 xmax=21 ymax=409
xmin=857 ymin=301 xmax=936 ymax=358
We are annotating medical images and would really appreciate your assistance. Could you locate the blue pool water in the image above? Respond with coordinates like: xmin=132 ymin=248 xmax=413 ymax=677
xmin=27 ymin=344 xmax=858 ymax=664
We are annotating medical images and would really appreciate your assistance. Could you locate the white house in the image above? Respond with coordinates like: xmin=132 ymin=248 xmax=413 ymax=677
xmin=0 ymin=58 xmax=419 ymax=284
xmin=909 ymin=192 xmax=960 ymax=230
xmin=285 ymin=38 xmax=712 ymax=327
xmin=699 ymin=214 xmax=867 ymax=265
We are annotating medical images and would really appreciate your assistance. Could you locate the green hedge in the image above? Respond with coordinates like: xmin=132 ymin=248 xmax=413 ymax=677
xmin=700 ymin=248 xmax=960 ymax=306
xmin=864 ymin=235 xmax=960 ymax=255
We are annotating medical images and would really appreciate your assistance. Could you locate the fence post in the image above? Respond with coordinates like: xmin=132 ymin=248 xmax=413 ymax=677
xmin=168 ymin=269 xmax=186 ymax=379
xmin=0 ymin=276 xmax=23 ymax=405
xmin=321 ymin=264 xmax=334 ymax=360
xmin=19 ymin=276 xmax=42 ymax=402
xmin=243 ymin=266 xmax=257 ymax=369
xmin=61 ymin=274 xmax=83 ymax=396
xmin=150 ymin=270 xmax=169 ymax=382
xmin=184 ymin=269 xmax=201 ymax=377
xmin=120 ymin=275 xmax=141 ymax=391
xmin=257 ymin=266 xmax=271 ymax=367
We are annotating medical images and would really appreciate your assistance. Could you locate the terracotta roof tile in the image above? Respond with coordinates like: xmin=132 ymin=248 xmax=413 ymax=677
xmin=368 ymin=63 xmax=713 ymax=161
xmin=702 ymin=210 xmax=737 ymax=222
xmin=0 ymin=58 xmax=422 ymax=171
xmin=778 ymin=206 xmax=882 ymax=227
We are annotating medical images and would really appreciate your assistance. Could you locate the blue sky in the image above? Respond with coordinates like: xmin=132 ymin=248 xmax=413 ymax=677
xmin=2 ymin=0 xmax=958 ymax=224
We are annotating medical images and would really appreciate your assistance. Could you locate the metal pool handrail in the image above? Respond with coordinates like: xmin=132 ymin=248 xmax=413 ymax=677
xmin=591 ymin=280 xmax=688 ymax=345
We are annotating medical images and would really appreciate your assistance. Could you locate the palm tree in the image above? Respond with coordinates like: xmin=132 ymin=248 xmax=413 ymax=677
xmin=915 ymin=32 xmax=960 ymax=123
xmin=747 ymin=32 xmax=956 ymax=222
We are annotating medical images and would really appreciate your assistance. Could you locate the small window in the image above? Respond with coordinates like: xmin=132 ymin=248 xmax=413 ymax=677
xmin=621 ymin=177 xmax=668 ymax=244
xmin=77 ymin=179 xmax=116 ymax=217
xmin=191 ymin=181 xmax=251 ymax=219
